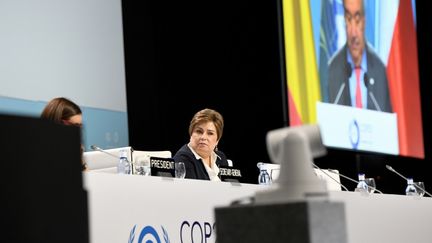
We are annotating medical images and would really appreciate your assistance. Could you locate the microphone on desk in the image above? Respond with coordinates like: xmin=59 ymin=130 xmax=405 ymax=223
xmin=386 ymin=165 xmax=432 ymax=197
xmin=90 ymin=145 xmax=118 ymax=159
xmin=363 ymin=72 xmax=382 ymax=112
xmin=313 ymin=163 xmax=384 ymax=194
xmin=312 ymin=163 xmax=349 ymax=192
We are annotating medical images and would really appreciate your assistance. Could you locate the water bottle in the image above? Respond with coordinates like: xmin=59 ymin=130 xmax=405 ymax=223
xmin=117 ymin=149 xmax=131 ymax=174
xmin=405 ymin=177 xmax=418 ymax=196
xmin=354 ymin=173 xmax=368 ymax=193
xmin=257 ymin=162 xmax=271 ymax=185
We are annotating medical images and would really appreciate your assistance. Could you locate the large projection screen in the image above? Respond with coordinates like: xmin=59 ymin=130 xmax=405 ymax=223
xmin=281 ymin=0 xmax=423 ymax=158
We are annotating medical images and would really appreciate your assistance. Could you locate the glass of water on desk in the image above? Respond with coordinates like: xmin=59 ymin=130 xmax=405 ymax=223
xmin=414 ymin=182 xmax=425 ymax=197
xmin=365 ymin=178 xmax=376 ymax=194
xmin=134 ymin=155 xmax=151 ymax=176
xmin=270 ymin=168 xmax=280 ymax=183
xmin=175 ymin=162 xmax=186 ymax=179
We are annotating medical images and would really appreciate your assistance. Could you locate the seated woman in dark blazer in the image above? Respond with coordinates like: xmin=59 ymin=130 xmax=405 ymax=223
xmin=173 ymin=108 xmax=228 ymax=181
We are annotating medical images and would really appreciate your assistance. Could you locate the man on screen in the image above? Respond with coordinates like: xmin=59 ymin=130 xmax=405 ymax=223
xmin=327 ymin=0 xmax=392 ymax=113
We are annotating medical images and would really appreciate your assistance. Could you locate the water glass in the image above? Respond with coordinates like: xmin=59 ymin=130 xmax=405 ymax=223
xmin=175 ymin=162 xmax=186 ymax=179
xmin=134 ymin=155 xmax=151 ymax=176
xmin=414 ymin=181 xmax=425 ymax=197
xmin=270 ymin=168 xmax=280 ymax=182
xmin=365 ymin=178 xmax=376 ymax=194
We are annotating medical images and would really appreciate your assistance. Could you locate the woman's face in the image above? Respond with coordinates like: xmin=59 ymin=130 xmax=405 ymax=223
xmin=63 ymin=114 xmax=83 ymax=127
xmin=189 ymin=121 xmax=219 ymax=158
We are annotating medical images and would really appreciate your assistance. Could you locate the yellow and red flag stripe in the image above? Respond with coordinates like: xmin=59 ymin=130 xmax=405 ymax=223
xmin=283 ymin=0 xmax=321 ymax=126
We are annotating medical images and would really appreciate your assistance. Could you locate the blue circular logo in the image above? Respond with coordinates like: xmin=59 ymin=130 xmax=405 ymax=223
xmin=138 ymin=226 xmax=161 ymax=243
xmin=129 ymin=225 xmax=170 ymax=243
xmin=349 ymin=119 xmax=360 ymax=149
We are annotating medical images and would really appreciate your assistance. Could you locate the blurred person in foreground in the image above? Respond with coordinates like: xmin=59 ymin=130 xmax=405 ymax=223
xmin=173 ymin=108 xmax=229 ymax=181
xmin=41 ymin=97 xmax=87 ymax=171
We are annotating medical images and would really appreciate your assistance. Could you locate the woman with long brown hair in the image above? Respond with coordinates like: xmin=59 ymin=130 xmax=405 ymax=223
xmin=41 ymin=97 xmax=87 ymax=171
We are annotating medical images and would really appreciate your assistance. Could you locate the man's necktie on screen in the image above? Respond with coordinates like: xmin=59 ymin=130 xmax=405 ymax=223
xmin=355 ymin=67 xmax=362 ymax=108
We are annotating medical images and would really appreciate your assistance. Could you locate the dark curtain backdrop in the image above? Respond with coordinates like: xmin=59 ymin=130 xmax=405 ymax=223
xmin=122 ymin=0 xmax=285 ymax=184
xmin=122 ymin=0 xmax=431 ymax=191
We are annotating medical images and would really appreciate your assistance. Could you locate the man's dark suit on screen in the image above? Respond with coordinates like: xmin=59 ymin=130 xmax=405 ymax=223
xmin=328 ymin=43 xmax=392 ymax=113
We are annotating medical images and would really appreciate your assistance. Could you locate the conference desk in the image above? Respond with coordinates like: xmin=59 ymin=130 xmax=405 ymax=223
xmin=83 ymin=171 xmax=260 ymax=243
xmin=84 ymin=171 xmax=432 ymax=243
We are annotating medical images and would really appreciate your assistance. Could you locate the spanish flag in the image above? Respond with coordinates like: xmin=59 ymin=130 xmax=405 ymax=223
xmin=283 ymin=0 xmax=321 ymax=126
xmin=387 ymin=0 xmax=424 ymax=158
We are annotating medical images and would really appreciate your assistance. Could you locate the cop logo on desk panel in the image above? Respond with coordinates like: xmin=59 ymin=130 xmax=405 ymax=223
xmin=129 ymin=225 xmax=170 ymax=243
xmin=129 ymin=221 xmax=215 ymax=243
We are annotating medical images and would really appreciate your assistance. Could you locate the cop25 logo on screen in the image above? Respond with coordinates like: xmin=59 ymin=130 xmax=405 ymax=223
xmin=128 ymin=225 xmax=170 ymax=243
xmin=349 ymin=119 xmax=360 ymax=149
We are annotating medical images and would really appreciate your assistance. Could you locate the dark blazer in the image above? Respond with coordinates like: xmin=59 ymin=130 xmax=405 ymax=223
xmin=328 ymin=44 xmax=392 ymax=113
xmin=173 ymin=144 xmax=228 ymax=180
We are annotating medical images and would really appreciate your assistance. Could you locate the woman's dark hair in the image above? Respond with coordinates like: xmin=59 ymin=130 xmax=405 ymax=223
xmin=189 ymin=108 xmax=224 ymax=141
xmin=41 ymin=97 xmax=82 ymax=123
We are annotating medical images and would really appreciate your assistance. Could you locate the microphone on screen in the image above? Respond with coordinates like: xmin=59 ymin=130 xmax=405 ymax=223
xmin=386 ymin=165 xmax=432 ymax=197
xmin=363 ymin=72 xmax=382 ymax=111
xmin=333 ymin=65 xmax=352 ymax=105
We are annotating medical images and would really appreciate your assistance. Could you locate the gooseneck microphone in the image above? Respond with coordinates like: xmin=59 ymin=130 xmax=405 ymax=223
xmin=333 ymin=83 xmax=346 ymax=105
xmin=333 ymin=65 xmax=352 ymax=105
xmin=386 ymin=165 xmax=432 ymax=197
xmin=363 ymin=72 xmax=382 ymax=112
xmin=323 ymin=166 xmax=384 ymax=194
xmin=312 ymin=163 xmax=349 ymax=192
xmin=90 ymin=145 xmax=118 ymax=159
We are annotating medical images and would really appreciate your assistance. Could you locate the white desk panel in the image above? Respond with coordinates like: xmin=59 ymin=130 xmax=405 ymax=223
xmin=83 ymin=172 xmax=260 ymax=243
xmin=84 ymin=172 xmax=432 ymax=243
